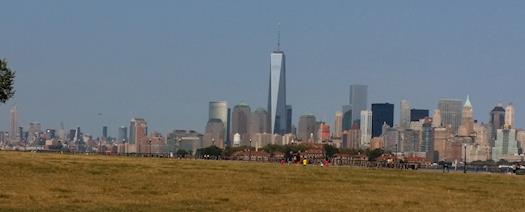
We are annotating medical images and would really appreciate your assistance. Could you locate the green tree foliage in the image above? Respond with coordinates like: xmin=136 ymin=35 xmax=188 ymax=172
xmin=197 ymin=145 xmax=223 ymax=157
xmin=176 ymin=149 xmax=188 ymax=157
xmin=323 ymin=144 xmax=339 ymax=159
xmin=222 ymin=146 xmax=250 ymax=157
xmin=338 ymin=148 xmax=364 ymax=155
xmin=262 ymin=144 xmax=285 ymax=154
xmin=367 ymin=148 xmax=384 ymax=161
xmin=282 ymin=144 xmax=306 ymax=153
xmin=222 ymin=146 xmax=234 ymax=157
xmin=0 ymin=59 xmax=15 ymax=103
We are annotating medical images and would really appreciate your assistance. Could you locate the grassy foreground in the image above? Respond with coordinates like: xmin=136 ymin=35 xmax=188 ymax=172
xmin=0 ymin=151 xmax=523 ymax=211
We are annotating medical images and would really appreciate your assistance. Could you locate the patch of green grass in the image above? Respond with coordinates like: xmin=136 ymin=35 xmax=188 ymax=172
xmin=0 ymin=151 xmax=524 ymax=211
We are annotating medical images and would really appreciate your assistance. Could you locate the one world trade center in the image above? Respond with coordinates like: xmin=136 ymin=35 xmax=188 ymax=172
xmin=267 ymin=42 xmax=286 ymax=135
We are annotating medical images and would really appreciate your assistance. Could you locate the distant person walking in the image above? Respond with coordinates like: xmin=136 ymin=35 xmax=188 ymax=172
xmin=303 ymin=159 xmax=308 ymax=166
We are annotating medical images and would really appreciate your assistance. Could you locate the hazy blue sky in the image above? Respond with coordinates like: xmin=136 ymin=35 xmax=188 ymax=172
xmin=1 ymin=1 xmax=525 ymax=137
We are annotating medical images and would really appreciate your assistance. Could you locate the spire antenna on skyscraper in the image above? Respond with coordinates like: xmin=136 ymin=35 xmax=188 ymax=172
xmin=277 ymin=22 xmax=281 ymax=51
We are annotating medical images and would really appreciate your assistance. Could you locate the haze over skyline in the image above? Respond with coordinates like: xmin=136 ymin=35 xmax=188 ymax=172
xmin=1 ymin=1 xmax=525 ymax=136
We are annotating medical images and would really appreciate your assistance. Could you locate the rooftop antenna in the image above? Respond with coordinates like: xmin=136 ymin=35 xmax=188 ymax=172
xmin=277 ymin=22 xmax=281 ymax=51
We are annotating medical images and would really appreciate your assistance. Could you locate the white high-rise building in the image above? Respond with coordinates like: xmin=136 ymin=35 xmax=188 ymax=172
xmin=209 ymin=101 xmax=228 ymax=125
xmin=334 ymin=111 xmax=343 ymax=138
xmin=400 ymin=100 xmax=411 ymax=129
xmin=209 ymin=101 xmax=228 ymax=145
xmin=505 ymin=104 xmax=515 ymax=129
xmin=9 ymin=105 xmax=17 ymax=144
xmin=360 ymin=110 xmax=372 ymax=147
xmin=432 ymin=109 xmax=442 ymax=128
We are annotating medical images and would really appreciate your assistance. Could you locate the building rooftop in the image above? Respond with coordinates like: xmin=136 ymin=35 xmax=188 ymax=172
xmin=464 ymin=95 xmax=472 ymax=108
xmin=491 ymin=106 xmax=505 ymax=112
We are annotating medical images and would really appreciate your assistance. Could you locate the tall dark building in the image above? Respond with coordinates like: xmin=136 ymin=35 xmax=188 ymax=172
xmin=410 ymin=109 xmax=429 ymax=122
xmin=118 ymin=126 xmax=128 ymax=142
xmin=18 ymin=126 xmax=24 ymax=143
xmin=342 ymin=105 xmax=352 ymax=131
xmin=45 ymin=129 xmax=56 ymax=139
xmin=102 ymin=126 xmax=108 ymax=139
xmin=268 ymin=46 xmax=286 ymax=135
xmin=232 ymin=103 xmax=251 ymax=142
xmin=286 ymin=105 xmax=292 ymax=134
xmin=68 ymin=129 xmax=76 ymax=141
xmin=349 ymin=84 xmax=368 ymax=124
xmin=371 ymin=103 xmax=394 ymax=137
xmin=490 ymin=105 xmax=505 ymax=143
xmin=421 ymin=118 xmax=434 ymax=160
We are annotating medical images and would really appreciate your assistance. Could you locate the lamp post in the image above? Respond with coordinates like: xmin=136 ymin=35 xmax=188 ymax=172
xmin=148 ymin=138 xmax=152 ymax=156
xmin=212 ymin=137 xmax=215 ymax=146
xmin=249 ymin=138 xmax=252 ymax=161
xmin=463 ymin=143 xmax=467 ymax=174
xmin=395 ymin=143 xmax=398 ymax=156
xmin=177 ymin=137 xmax=182 ymax=158
xmin=99 ymin=138 xmax=102 ymax=155
xmin=122 ymin=139 xmax=127 ymax=155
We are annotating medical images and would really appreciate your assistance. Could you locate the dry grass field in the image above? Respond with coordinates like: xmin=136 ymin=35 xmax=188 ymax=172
xmin=0 ymin=151 xmax=523 ymax=211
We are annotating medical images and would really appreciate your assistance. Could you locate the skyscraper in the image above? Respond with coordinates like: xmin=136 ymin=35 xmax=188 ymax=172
xmin=458 ymin=95 xmax=474 ymax=137
xmin=286 ymin=105 xmax=292 ymax=134
xmin=102 ymin=126 xmax=108 ymax=139
xmin=432 ymin=109 xmax=442 ymax=128
xmin=318 ymin=122 xmax=330 ymax=143
xmin=118 ymin=126 xmax=128 ymax=143
xmin=400 ymin=100 xmax=411 ymax=129
xmin=360 ymin=110 xmax=372 ymax=147
xmin=203 ymin=119 xmax=225 ymax=148
xmin=73 ymin=126 xmax=82 ymax=145
xmin=45 ymin=129 xmax=56 ymax=139
xmin=342 ymin=105 xmax=352 ymax=131
xmin=28 ymin=122 xmax=42 ymax=145
xmin=226 ymin=108 xmax=231 ymax=147
xmin=250 ymin=108 xmax=268 ymax=135
xmin=9 ymin=105 xmax=17 ymax=143
xmin=297 ymin=114 xmax=316 ymax=142
xmin=433 ymin=127 xmax=450 ymax=161
xmin=129 ymin=118 xmax=147 ymax=145
xmin=342 ymin=129 xmax=361 ymax=149
xmin=209 ymin=101 xmax=228 ymax=144
xmin=349 ymin=84 xmax=368 ymax=125
xmin=489 ymin=104 xmax=506 ymax=142
xmin=371 ymin=103 xmax=394 ymax=137
xmin=492 ymin=128 xmax=518 ymax=161
xmin=59 ymin=122 xmax=66 ymax=141
xmin=410 ymin=109 xmax=429 ymax=122
xmin=421 ymin=117 xmax=434 ymax=160
xmin=209 ymin=101 xmax=228 ymax=125
xmin=231 ymin=103 xmax=251 ymax=142
xmin=490 ymin=104 xmax=505 ymax=129
xmin=18 ymin=126 xmax=24 ymax=144
xmin=334 ymin=112 xmax=343 ymax=138
xmin=505 ymin=104 xmax=515 ymax=129
xmin=268 ymin=48 xmax=286 ymax=135
xmin=438 ymin=99 xmax=463 ymax=134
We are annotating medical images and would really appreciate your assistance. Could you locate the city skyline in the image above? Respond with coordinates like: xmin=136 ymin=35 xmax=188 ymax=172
xmin=2 ymin=1 xmax=525 ymax=135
